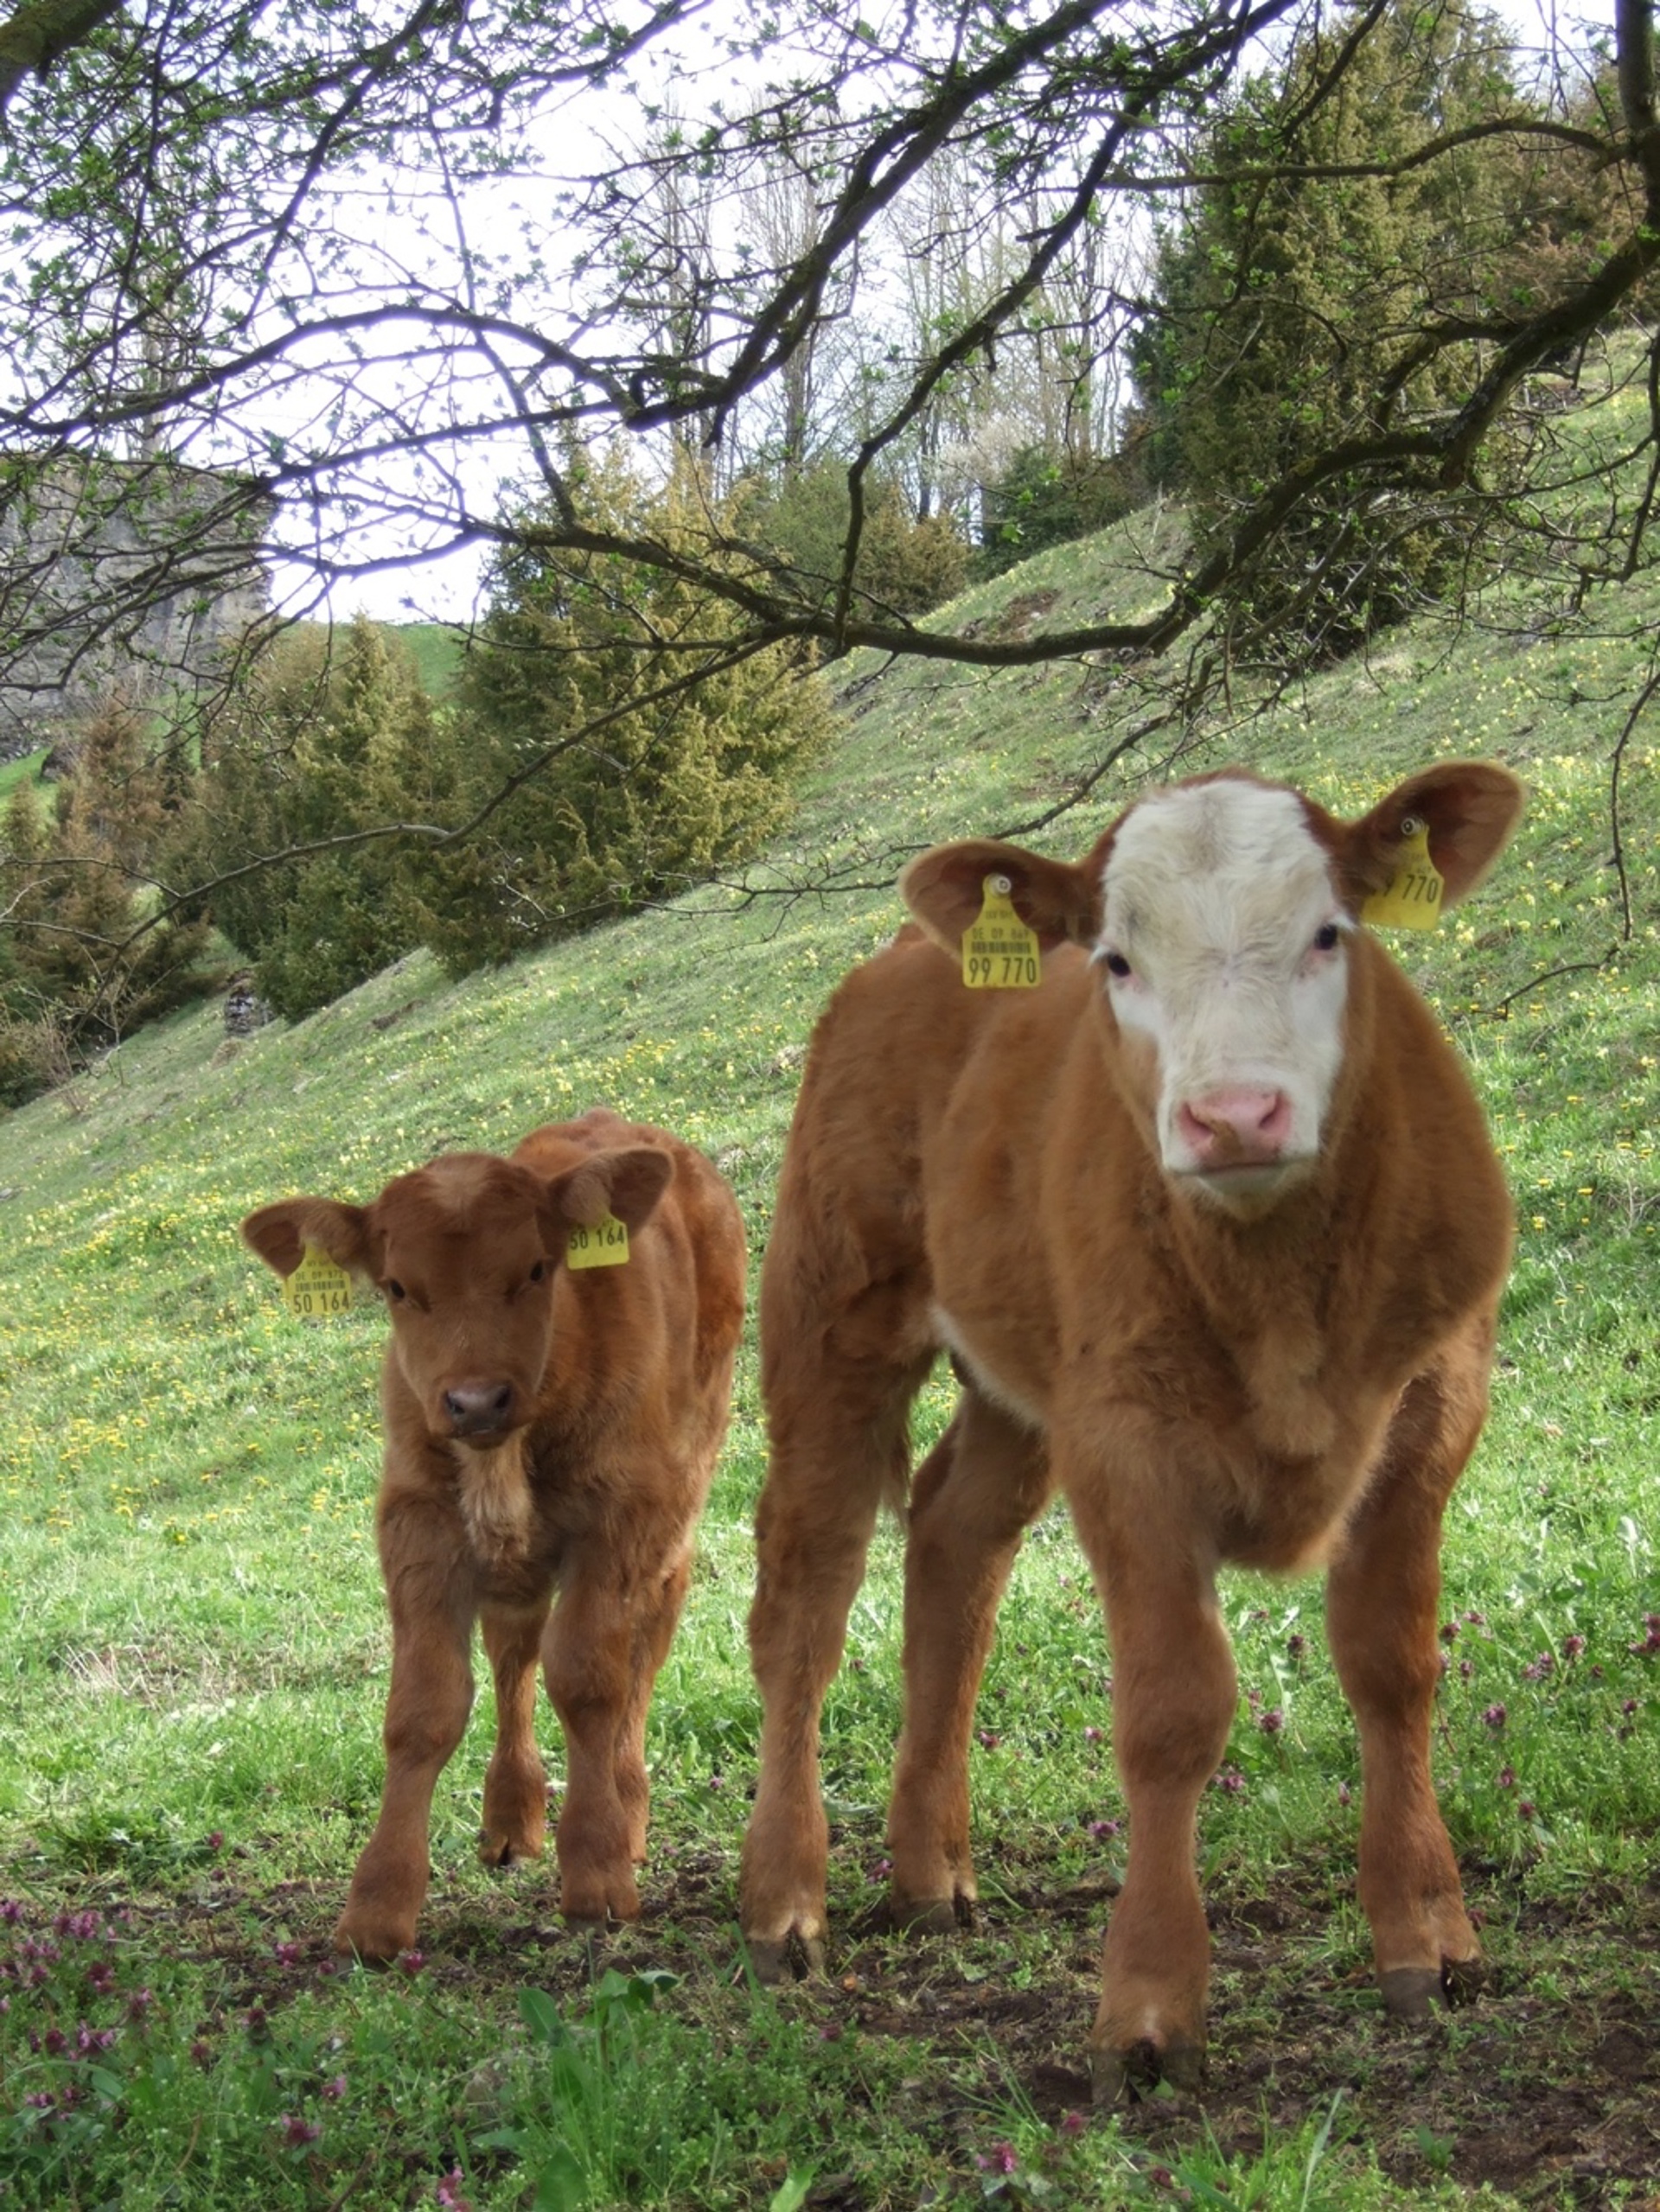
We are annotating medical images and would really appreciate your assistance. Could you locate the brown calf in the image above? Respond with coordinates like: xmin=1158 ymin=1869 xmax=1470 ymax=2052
xmin=243 ymin=1108 xmax=745 ymax=1960
xmin=739 ymin=762 xmax=1523 ymax=2098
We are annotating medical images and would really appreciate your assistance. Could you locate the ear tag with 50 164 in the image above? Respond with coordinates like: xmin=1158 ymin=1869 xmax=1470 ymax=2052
xmin=283 ymin=1246 xmax=354 ymax=1318
xmin=567 ymin=1214 xmax=630 ymax=1269
xmin=963 ymin=873 xmax=1040 ymax=988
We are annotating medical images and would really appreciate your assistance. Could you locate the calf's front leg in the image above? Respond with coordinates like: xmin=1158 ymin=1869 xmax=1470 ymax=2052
xmin=335 ymin=1501 xmax=476 ymax=1962
xmin=478 ymin=1601 xmax=552 ymax=1867
xmin=1326 ymin=1359 xmax=1487 ymax=2018
xmin=1064 ymin=1439 xmax=1235 ymax=2102
xmin=543 ymin=1528 xmax=693 ymax=1928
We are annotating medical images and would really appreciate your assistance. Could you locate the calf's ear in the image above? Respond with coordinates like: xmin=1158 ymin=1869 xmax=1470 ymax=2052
xmin=241 ymin=1197 xmax=374 ymax=1278
xmin=541 ymin=1144 xmax=675 ymax=1243
xmin=900 ymin=838 xmax=1101 ymax=957
xmin=1341 ymin=761 xmax=1525 ymax=910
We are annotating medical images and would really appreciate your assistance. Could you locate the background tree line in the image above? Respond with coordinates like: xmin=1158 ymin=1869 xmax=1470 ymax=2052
xmin=2 ymin=0 xmax=1657 ymax=1100
xmin=0 ymin=450 xmax=832 ymax=1103
xmin=1 ymin=0 xmax=1653 ymax=667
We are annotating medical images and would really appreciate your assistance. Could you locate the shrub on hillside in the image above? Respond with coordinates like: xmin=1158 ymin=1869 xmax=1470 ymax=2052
xmin=1133 ymin=0 xmax=1531 ymax=665
xmin=975 ymin=440 xmax=1151 ymax=577
xmin=739 ymin=462 xmax=970 ymax=619
xmin=178 ymin=616 xmax=449 ymax=1021
xmin=0 ymin=702 xmax=213 ymax=1099
xmin=404 ymin=452 xmax=833 ymax=975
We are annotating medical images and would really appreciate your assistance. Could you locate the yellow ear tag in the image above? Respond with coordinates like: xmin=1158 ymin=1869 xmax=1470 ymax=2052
xmin=282 ymin=1245 xmax=354 ymax=1318
xmin=962 ymin=873 xmax=1040 ymax=989
xmin=567 ymin=1213 xmax=629 ymax=1270
xmin=1362 ymin=817 xmax=1443 ymax=932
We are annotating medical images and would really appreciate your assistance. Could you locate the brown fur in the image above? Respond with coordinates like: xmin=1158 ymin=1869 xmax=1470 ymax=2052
xmin=243 ymin=1108 xmax=746 ymax=1960
xmin=738 ymin=765 xmax=1521 ymax=2098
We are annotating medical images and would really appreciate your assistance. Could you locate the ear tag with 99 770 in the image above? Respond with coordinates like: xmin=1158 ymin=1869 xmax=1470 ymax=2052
xmin=1362 ymin=816 xmax=1443 ymax=932
xmin=962 ymin=874 xmax=1040 ymax=988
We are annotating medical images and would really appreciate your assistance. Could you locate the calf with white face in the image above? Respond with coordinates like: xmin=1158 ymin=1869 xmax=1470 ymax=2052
xmin=741 ymin=762 xmax=1523 ymax=2099
xmin=1097 ymin=778 xmax=1353 ymax=1202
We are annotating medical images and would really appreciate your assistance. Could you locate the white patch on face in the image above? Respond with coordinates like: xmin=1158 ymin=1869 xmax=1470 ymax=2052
xmin=1093 ymin=781 xmax=1350 ymax=1208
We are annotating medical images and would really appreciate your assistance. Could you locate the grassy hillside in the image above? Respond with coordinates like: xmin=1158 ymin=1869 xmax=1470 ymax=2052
xmin=1 ymin=453 xmax=1656 ymax=2208
xmin=0 ymin=743 xmax=47 ymax=798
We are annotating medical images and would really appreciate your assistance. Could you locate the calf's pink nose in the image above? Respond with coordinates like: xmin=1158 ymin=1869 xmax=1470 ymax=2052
xmin=1177 ymin=1086 xmax=1293 ymax=1167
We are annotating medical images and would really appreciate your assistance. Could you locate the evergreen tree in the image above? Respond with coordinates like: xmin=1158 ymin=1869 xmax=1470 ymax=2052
xmin=1134 ymin=0 xmax=1528 ymax=662
xmin=407 ymin=449 xmax=832 ymax=976
xmin=183 ymin=615 xmax=447 ymax=1020
xmin=0 ymin=700 xmax=211 ymax=1089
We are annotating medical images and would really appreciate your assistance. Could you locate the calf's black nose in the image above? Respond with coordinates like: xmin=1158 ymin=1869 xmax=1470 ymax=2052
xmin=443 ymin=1381 xmax=515 ymax=1436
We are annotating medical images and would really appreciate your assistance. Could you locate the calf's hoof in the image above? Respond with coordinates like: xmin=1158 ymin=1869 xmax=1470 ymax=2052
xmin=1380 ymin=1954 xmax=1484 ymax=2022
xmin=744 ymin=1928 xmax=825 ymax=1983
xmin=478 ymin=1825 xmax=546 ymax=1869
xmin=883 ymin=1890 xmax=975 ymax=1937
xmin=332 ymin=1909 xmax=418 ymax=1966
xmin=559 ymin=1876 xmax=640 ymax=1928
xmin=1091 ymin=2034 xmax=1204 ymax=2107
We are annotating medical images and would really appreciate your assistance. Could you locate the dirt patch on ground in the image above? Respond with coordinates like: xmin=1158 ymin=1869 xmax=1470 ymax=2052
xmin=98 ymin=1845 xmax=1660 ymax=2206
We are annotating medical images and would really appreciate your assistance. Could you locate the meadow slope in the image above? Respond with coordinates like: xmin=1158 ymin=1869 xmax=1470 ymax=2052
xmin=2 ymin=480 xmax=1657 ymax=2208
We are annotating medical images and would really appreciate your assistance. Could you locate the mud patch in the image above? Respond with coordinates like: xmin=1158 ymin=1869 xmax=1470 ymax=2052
xmin=40 ymin=1846 xmax=1660 ymax=2207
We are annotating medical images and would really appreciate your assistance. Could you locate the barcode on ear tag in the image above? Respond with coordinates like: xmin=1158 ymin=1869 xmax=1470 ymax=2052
xmin=283 ymin=1246 xmax=354 ymax=1318
xmin=1363 ymin=820 xmax=1443 ymax=932
xmin=567 ymin=1213 xmax=629 ymax=1269
xmin=963 ymin=874 xmax=1040 ymax=988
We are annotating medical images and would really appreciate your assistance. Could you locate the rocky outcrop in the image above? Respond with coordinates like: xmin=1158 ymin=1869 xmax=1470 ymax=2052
xmin=0 ymin=455 xmax=272 ymax=757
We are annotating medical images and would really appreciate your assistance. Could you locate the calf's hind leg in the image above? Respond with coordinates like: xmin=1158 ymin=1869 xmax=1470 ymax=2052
xmin=1326 ymin=1359 xmax=1487 ymax=2019
xmin=741 ymin=1342 xmax=932 ymax=1979
xmin=886 ymin=1391 xmax=1053 ymax=1928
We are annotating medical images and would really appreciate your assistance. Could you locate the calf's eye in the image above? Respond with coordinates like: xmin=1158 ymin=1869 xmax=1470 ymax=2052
xmin=1102 ymin=951 xmax=1132 ymax=979
xmin=1312 ymin=923 xmax=1340 ymax=953
xmin=528 ymin=1260 xmax=547 ymax=1285
xmin=386 ymin=1279 xmax=406 ymax=1303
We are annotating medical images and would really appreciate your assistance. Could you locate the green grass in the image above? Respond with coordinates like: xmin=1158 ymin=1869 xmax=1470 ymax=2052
xmin=393 ymin=621 xmax=467 ymax=698
xmin=2 ymin=405 xmax=1657 ymax=2205
xmin=0 ymin=744 xmax=48 ymax=799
